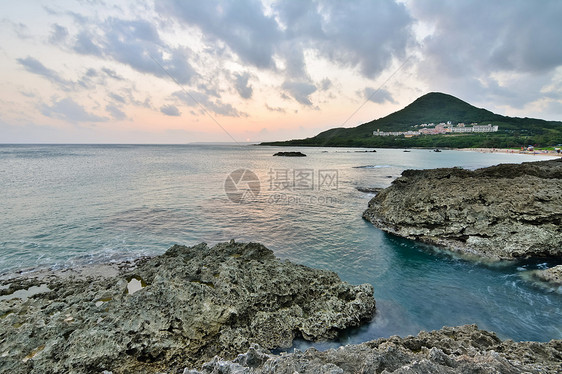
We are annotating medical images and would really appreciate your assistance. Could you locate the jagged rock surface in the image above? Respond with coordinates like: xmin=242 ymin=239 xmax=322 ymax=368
xmin=186 ymin=325 xmax=562 ymax=374
xmin=363 ymin=159 xmax=562 ymax=260
xmin=0 ymin=241 xmax=375 ymax=374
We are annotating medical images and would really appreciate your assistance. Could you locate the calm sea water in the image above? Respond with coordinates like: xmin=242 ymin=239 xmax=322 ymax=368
xmin=0 ymin=144 xmax=560 ymax=344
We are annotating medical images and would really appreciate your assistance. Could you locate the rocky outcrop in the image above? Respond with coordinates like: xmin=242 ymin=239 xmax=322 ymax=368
xmin=0 ymin=241 xmax=375 ymax=374
xmin=273 ymin=151 xmax=306 ymax=157
xmin=186 ymin=324 xmax=562 ymax=374
xmin=363 ymin=158 xmax=562 ymax=260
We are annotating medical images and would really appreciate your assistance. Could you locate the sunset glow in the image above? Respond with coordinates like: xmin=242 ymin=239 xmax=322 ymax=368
xmin=1 ymin=1 xmax=561 ymax=143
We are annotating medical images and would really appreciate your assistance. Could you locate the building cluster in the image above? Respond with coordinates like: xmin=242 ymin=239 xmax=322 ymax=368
xmin=373 ymin=122 xmax=499 ymax=137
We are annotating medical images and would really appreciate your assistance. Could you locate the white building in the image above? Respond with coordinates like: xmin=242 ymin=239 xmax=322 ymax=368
xmin=373 ymin=123 xmax=499 ymax=137
xmin=451 ymin=126 xmax=474 ymax=133
xmin=472 ymin=124 xmax=499 ymax=132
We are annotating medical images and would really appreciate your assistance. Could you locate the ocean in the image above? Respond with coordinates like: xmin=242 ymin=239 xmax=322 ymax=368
xmin=0 ymin=144 xmax=560 ymax=346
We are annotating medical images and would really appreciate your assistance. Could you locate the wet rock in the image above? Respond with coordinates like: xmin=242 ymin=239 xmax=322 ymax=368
xmin=0 ymin=241 xmax=374 ymax=374
xmin=363 ymin=159 xmax=562 ymax=260
xmin=355 ymin=187 xmax=383 ymax=194
xmin=531 ymin=265 xmax=562 ymax=286
xmin=273 ymin=152 xmax=306 ymax=157
xmin=186 ymin=325 xmax=562 ymax=374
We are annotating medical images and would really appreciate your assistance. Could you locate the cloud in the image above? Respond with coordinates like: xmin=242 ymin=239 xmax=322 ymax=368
xmin=410 ymin=0 xmax=562 ymax=111
xmin=101 ymin=67 xmax=124 ymax=81
xmin=77 ymin=69 xmax=97 ymax=89
xmin=274 ymin=1 xmax=324 ymax=39
xmin=77 ymin=66 xmax=133 ymax=92
xmin=20 ymin=91 xmax=36 ymax=98
xmin=160 ymin=104 xmax=181 ymax=116
xmin=196 ymin=83 xmax=221 ymax=98
xmin=320 ymin=78 xmax=332 ymax=91
xmin=363 ymin=87 xmax=396 ymax=104
xmin=413 ymin=0 xmax=562 ymax=75
xmin=49 ymin=24 xmax=68 ymax=44
xmin=116 ymin=87 xmax=153 ymax=109
xmin=157 ymin=0 xmax=282 ymax=69
xmin=73 ymin=30 xmax=103 ymax=55
xmin=274 ymin=0 xmax=413 ymax=78
xmin=173 ymin=90 xmax=247 ymax=117
xmin=156 ymin=0 xmax=413 ymax=82
xmin=41 ymin=98 xmax=107 ymax=123
xmin=233 ymin=72 xmax=253 ymax=99
xmin=17 ymin=56 xmax=71 ymax=88
xmin=265 ymin=104 xmax=286 ymax=113
xmin=17 ymin=57 xmax=133 ymax=103
xmin=106 ymin=104 xmax=127 ymax=120
xmin=277 ymin=42 xmax=308 ymax=79
xmin=282 ymin=81 xmax=317 ymax=106
xmin=40 ymin=1 xmax=413 ymax=113
xmin=109 ymin=93 xmax=126 ymax=104
xmin=209 ymin=101 xmax=245 ymax=117
xmin=9 ymin=0 xmax=562 ymax=143
xmin=72 ymin=17 xmax=197 ymax=85
xmin=85 ymin=68 xmax=97 ymax=77
xmin=102 ymin=19 xmax=197 ymax=84
xmin=6 ymin=21 xmax=31 ymax=39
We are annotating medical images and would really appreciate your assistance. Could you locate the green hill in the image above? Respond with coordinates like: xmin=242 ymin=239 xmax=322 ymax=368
xmin=262 ymin=92 xmax=562 ymax=148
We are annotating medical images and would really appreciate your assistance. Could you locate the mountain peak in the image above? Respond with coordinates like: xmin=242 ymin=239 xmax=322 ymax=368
xmin=375 ymin=92 xmax=496 ymax=127
xmin=411 ymin=92 xmax=468 ymax=107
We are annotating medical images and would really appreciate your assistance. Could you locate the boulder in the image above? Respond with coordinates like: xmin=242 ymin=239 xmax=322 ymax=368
xmin=273 ymin=152 xmax=306 ymax=157
xmin=363 ymin=159 xmax=562 ymax=260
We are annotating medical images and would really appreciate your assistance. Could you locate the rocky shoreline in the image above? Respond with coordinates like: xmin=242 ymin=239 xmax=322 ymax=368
xmin=0 ymin=241 xmax=375 ymax=373
xmin=363 ymin=158 xmax=562 ymax=262
xmin=187 ymin=324 xmax=562 ymax=373
xmin=1 ymin=240 xmax=561 ymax=373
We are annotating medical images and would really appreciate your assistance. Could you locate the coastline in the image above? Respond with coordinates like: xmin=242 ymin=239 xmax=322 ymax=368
xmin=2 ymin=145 xmax=561 ymax=372
xmin=455 ymin=147 xmax=562 ymax=157
xmin=187 ymin=325 xmax=562 ymax=374
xmin=2 ymin=244 xmax=561 ymax=373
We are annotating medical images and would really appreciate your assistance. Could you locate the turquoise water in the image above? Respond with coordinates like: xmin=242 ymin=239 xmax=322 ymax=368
xmin=0 ymin=144 xmax=560 ymax=344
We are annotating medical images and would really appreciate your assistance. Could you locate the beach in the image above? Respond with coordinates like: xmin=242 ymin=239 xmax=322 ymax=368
xmin=457 ymin=147 xmax=562 ymax=156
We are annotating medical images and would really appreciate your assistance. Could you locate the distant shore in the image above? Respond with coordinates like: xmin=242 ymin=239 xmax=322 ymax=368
xmin=455 ymin=147 xmax=562 ymax=157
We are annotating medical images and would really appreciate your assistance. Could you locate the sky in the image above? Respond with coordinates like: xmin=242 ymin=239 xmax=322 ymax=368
xmin=1 ymin=0 xmax=561 ymax=144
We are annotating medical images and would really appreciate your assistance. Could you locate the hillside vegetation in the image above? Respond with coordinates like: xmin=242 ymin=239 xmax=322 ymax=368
xmin=262 ymin=92 xmax=562 ymax=148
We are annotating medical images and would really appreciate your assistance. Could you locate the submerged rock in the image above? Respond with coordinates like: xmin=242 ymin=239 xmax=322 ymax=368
xmin=0 ymin=241 xmax=374 ymax=373
xmin=186 ymin=324 xmax=562 ymax=374
xmin=356 ymin=187 xmax=384 ymax=194
xmin=363 ymin=158 xmax=562 ymax=261
xmin=530 ymin=265 xmax=562 ymax=286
